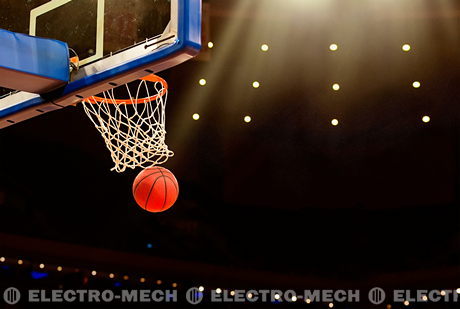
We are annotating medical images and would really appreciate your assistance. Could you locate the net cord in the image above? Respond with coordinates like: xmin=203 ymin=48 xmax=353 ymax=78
xmin=82 ymin=78 xmax=173 ymax=172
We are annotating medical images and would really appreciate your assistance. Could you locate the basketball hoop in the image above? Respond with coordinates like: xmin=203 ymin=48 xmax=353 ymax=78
xmin=82 ymin=74 xmax=173 ymax=173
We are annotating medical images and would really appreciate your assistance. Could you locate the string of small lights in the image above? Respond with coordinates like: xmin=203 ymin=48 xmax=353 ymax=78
xmin=0 ymin=255 xmax=178 ymax=288
xmin=1 ymin=255 xmax=459 ymax=307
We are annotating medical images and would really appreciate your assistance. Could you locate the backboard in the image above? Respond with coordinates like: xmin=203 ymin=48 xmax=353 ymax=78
xmin=0 ymin=0 xmax=201 ymax=128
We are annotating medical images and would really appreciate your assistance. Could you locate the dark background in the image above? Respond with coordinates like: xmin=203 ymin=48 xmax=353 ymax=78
xmin=0 ymin=0 xmax=459 ymax=306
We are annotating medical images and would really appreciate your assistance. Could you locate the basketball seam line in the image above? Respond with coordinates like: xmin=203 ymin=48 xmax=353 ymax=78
xmin=161 ymin=175 xmax=178 ymax=205
xmin=145 ymin=177 xmax=162 ymax=211
xmin=164 ymin=175 xmax=178 ymax=193
xmin=133 ymin=170 xmax=167 ymax=195
xmin=160 ymin=169 xmax=167 ymax=211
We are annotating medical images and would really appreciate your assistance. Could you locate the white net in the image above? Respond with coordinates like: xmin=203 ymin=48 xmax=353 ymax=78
xmin=82 ymin=75 xmax=173 ymax=173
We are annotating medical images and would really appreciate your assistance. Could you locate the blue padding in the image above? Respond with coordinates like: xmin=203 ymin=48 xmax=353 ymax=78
xmin=0 ymin=0 xmax=200 ymax=124
xmin=0 ymin=29 xmax=69 ymax=93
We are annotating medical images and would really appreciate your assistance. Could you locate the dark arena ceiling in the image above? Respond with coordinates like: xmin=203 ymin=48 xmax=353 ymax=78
xmin=0 ymin=0 xmax=459 ymax=306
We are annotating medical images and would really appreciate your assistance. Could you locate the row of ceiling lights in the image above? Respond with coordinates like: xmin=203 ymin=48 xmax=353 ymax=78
xmin=195 ymin=43 xmax=428 ymax=126
xmin=206 ymin=42 xmax=413 ymax=53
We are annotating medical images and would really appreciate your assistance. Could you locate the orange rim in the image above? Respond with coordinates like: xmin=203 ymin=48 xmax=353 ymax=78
xmin=84 ymin=74 xmax=168 ymax=104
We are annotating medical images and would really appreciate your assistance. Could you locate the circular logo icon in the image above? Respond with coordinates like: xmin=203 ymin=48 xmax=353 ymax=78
xmin=368 ymin=287 xmax=386 ymax=305
xmin=186 ymin=287 xmax=204 ymax=305
xmin=3 ymin=287 xmax=20 ymax=305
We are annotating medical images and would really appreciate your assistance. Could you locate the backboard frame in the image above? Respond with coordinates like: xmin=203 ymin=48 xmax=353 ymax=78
xmin=0 ymin=0 xmax=201 ymax=129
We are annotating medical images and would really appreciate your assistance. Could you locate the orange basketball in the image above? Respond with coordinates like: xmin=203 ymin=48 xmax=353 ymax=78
xmin=132 ymin=167 xmax=179 ymax=213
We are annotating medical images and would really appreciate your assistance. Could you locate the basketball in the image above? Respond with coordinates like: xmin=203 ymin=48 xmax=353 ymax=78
xmin=132 ymin=167 xmax=179 ymax=213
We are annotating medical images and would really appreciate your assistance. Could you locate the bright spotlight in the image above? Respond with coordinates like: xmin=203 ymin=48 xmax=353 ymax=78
xmin=422 ymin=116 xmax=430 ymax=123
xmin=91 ymin=270 xmax=97 ymax=276
xmin=208 ymin=42 xmax=214 ymax=49
xmin=39 ymin=263 xmax=45 ymax=269
xmin=261 ymin=44 xmax=269 ymax=52
xmin=329 ymin=44 xmax=338 ymax=51
xmin=331 ymin=119 xmax=339 ymax=126
xmin=412 ymin=81 xmax=421 ymax=88
xmin=332 ymin=83 xmax=340 ymax=91
xmin=192 ymin=113 xmax=200 ymax=120
xmin=216 ymin=288 xmax=222 ymax=294
xmin=244 ymin=116 xmax=252 ymax=123
xmin=252 ymin=81 xmax=260 ymax=88
xmin=199 ymin=79 xmax=207 ymax=86
xmin=402 ymin=44 xmax=411 ymax=52
xmin=198 ymin=286 xmax=205 ymax=292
